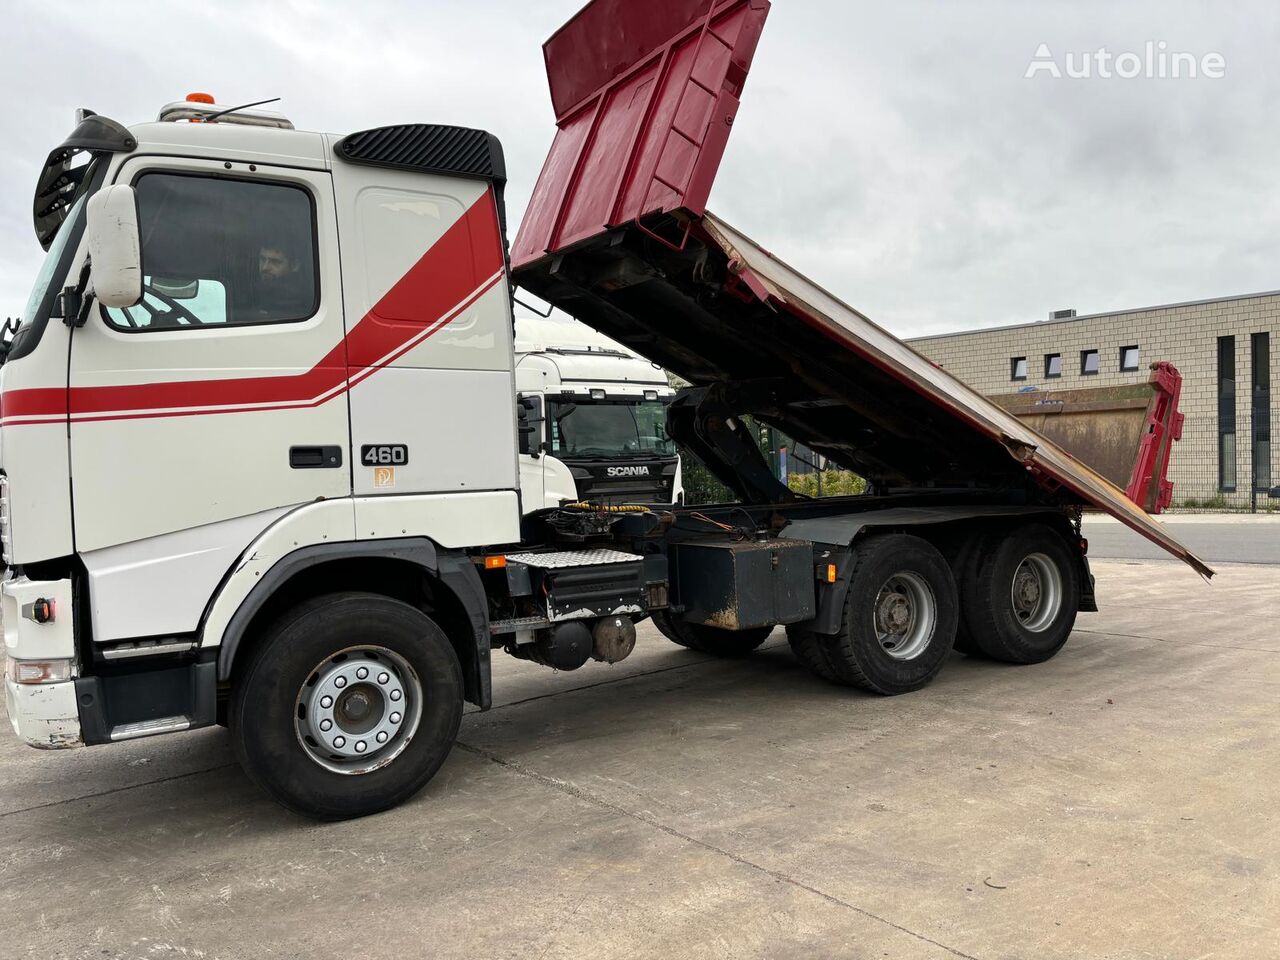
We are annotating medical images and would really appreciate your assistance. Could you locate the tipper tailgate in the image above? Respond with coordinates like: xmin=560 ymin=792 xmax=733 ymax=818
xmin=511 ymin=0 xmax=769 ymax=268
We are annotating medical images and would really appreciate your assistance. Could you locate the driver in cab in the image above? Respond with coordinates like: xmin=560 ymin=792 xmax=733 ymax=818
xmin=255 ymin=240 xmax=312 ymax=319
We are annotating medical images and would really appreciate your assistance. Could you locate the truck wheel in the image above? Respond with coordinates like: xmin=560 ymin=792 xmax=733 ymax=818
xmin=961 ymin=524 xmax=1079 ymax=664
xmin=230 ymin=591 xmax=463 ymax=821
xmin=795 ymin=534 xmax=957 ymax=695
xmin=651 ymin=610 xmax=772 ymax=657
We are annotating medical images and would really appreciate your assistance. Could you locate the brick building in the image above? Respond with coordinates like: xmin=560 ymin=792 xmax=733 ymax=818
xmin=909 ymin=292 xmax=1278 ymax=510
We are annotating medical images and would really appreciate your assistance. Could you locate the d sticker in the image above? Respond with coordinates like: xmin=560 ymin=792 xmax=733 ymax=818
xmin=374 ymin=467 xmax=396 ymax=488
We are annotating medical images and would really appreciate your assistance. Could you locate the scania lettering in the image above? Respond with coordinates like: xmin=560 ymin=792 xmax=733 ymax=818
xmin=0 ymin=0 xmax=1210 ymax=820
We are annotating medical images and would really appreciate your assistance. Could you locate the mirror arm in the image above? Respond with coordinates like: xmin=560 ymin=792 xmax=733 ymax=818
xmin=74 ymin=286 xmax=96 ymax=327
xmin=58 ymin=259 xmax=94 ymax=327
xmin=56 ymin=287 xmax=80 ymax=327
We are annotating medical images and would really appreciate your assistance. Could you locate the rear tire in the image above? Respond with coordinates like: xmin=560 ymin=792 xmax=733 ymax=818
xmin=961 ymin=524 xmax=1079 ymax=664
xmin=230 ymin=591 xmax=463 ymax=821
xmin=651 ymin=610 xmax=772 ymax=657
xmin=789 ymin=534 xmax=957 ymax=695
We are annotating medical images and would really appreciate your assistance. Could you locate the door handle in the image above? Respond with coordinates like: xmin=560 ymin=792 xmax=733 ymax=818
xmin=289 ymin=446 xmax=344 ymax=469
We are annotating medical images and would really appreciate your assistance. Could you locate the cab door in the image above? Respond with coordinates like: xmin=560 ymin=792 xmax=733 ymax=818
xmin=69 ymin=157 xmax=350 ymax=554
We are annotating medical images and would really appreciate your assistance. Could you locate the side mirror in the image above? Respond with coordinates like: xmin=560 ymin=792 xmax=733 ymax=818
xmin=85 ymin=185 xmax=142 ymax=309
xmin=517 ymin=396 xmax=543 ymax=457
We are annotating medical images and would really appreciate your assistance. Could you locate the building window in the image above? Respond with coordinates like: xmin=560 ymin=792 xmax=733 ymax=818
xmin=1252 ymin=332 xmax=1271 ymax=493
xmin=1218 ymin=336 xmax=1236 ymax=492
xmin=1081 ymin=349 xmax=1100 ymax=375
xmin=1010 ymin=357 xmax=1028 ymax=381
xmin=1044 ymin=353 xmax=1062 ymax=378
xmin=1120 ymin=345 xmax=1140 ymax=372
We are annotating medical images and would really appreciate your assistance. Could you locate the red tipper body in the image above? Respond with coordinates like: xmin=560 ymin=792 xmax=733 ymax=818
xmin=510 ymin=0 xmax=769 ymax=268
xmin=511 ymin=0 xmax=1212 ymax=579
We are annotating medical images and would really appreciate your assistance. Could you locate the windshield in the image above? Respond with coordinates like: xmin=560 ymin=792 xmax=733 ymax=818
xmin=21 ymin=190 xmax=91 ymax=331
xmin=546 ymin=398 xmax=675 ymax=459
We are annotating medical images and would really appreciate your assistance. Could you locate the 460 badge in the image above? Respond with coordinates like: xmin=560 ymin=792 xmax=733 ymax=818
xmin=361 ymin=444 xmax=409 ymax=466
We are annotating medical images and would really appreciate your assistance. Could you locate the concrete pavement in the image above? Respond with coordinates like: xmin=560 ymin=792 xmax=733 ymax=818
xmin=0 ymin=557 xmax=1276 ymax=960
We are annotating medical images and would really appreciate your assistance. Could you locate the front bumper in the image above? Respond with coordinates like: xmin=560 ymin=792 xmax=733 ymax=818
xmin=3 ymin=575 xmax=82 ymax=749
xmin=5 ymin=676 xmax=82 ymax=748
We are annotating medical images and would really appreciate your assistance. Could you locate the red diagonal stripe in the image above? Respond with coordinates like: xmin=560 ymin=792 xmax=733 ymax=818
xmin=0 ymin=191 xmax=506 ymax=424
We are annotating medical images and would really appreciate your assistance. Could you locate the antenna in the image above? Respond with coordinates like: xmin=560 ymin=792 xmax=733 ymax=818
xmin=205 ymin=97 xmax=282 ymax=123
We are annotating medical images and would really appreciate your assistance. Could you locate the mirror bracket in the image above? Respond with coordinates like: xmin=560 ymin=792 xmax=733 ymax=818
xmin=56 ymin=286 xmax=81 ymax=327
xmin=74 ymin=292 xmax=95 ymax=327
xmin=58 ymin=259 xmax=94 ymax=327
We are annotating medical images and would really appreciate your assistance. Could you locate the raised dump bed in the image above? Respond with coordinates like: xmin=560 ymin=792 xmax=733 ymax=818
xmin=510 ymin=0 xmax=1210 ymax=579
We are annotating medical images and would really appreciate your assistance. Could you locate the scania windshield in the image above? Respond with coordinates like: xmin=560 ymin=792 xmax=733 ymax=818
xmin=546 ymin=398 xmax=675 ymax=460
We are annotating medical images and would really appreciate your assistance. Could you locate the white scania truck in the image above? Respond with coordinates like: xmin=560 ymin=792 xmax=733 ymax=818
xmin=1 ymin=0 xmax=1210 ymax=819
xmin=514 ymin=316 xmax=682 ymax=510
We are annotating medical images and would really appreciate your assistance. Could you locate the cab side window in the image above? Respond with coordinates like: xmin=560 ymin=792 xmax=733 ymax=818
xmin=103 ymin=173 xmax=317 ymax=330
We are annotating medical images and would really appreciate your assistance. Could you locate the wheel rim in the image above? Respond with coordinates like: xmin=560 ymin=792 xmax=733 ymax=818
xmin=872 ymin=571 xmax=936 ymax=660
xmin=295 ymin=646 xmax=423 ymax=775
xmin=1011 ymin=552 xmax=1063 ymax=633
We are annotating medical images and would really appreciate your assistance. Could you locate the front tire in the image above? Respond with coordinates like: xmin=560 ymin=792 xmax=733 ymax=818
xmin=230 ymin=591 xmax=463 ymax=820
xmin=788 ymin=534 xmax=957 ymax=695
xmin=961 ymin=523 xmax=1079 ymax=664
xmin=651 ymin=610 xmax=772 ymax=657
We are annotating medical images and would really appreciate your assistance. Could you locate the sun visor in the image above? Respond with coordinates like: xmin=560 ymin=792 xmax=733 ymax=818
xmin=34 ymin=112 xmax=136 ymax=250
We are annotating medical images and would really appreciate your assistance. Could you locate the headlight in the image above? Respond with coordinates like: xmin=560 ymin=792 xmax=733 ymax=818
xmin=6 ymin=658 xmax=73 ymax=684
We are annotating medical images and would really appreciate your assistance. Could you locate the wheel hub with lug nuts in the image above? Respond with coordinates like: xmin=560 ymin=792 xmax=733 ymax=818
xmin=872 ymin=572 xmax=936 ymax=661
xmin=880 ymin=592 xmax=911 ymax=633
xmin=1010 ymin=552 xmax=1063 ymax=633
xmin=1014 ymin=569 xmax=1040 ymax=608
xmin=295 ymin=646 xmax=422 ymax=775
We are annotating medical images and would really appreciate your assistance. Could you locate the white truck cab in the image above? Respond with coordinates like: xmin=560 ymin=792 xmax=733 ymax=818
xmin=3 ymin=98 xmax=520 ymax=802
xmin=514 ymin=316 xmax=681 ymax=510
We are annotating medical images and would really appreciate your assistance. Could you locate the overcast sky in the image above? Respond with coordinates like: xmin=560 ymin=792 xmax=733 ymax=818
xmin=3 ymin=0 xmax=1278 ymax=336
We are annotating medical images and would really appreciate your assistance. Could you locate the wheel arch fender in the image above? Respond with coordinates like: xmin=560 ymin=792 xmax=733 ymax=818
xmin=209 ymin=539 xmax=492 ymax=708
